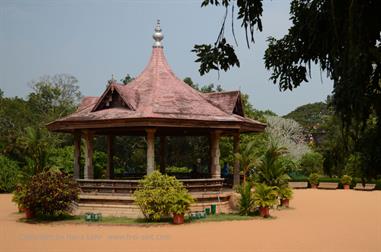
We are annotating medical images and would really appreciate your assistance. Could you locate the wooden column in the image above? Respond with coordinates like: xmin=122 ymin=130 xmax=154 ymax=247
xmin=73 ymin=132 xmax=81 ymax=179
xmin=106 ymin=135 xmax=114 ymax=179
xmin=233 ymin=132 xmax=241 ymax=187
xmin=146 ymin=128 xmax=156 ymax=175
xmin=159 ymin=135 xmax=166 ymax=173
xmin=83 ymin=131 xmax=94 ymax=179
xmin=210 ymin=130 xmax=221 ymax=178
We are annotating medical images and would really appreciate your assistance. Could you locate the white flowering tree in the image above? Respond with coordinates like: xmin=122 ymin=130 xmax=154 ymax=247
xmin=265 ymin=116 xmax=310 ymax=161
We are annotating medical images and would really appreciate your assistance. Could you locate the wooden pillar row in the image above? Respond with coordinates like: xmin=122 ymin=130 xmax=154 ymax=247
xmin=106 ymin=135 xmax=114 ymax=179
xmin=73 ymin=132 xmax=81 ymax=179
xmin=233 ymin=132 xmax=241 ymax=187
xmin=159 ymin=135 xmax=166 ymax=173
xmin=210 ymin=130 xmax=221 ymax=178
xmin=83 ymin=131 xmax=94 ymax=179
xmin=146 ymin=128 xmax=156 ymax=175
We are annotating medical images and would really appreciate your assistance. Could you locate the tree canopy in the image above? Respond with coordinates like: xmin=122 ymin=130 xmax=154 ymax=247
xmin=284 ymin=101 xmax=330 ymax=131
xmin=194 ymin=0 xmax=381 ymax=131
xmin=193 ymin=0 xmax=381 ymax=179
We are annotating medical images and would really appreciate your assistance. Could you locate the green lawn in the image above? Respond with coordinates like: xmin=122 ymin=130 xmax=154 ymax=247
xmin=19 ymin=213 xmax=265 ymax=225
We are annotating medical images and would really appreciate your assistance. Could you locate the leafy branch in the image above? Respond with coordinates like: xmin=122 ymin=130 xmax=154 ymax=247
xmin=194 ymin=0 xmax=264 ymax=75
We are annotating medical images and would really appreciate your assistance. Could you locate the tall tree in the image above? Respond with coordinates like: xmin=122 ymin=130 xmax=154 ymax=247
xmin=284 ymin=101 xmax=330 ymax=131
xmin=121 ymin=74 xmax=134 ymax=85
xmin=28 ymin=74 xmax=82 ymax=124
xmin=193 ymin=0 xmax=264 ymax=75
xmin=265 ymin=116 xmax=310 ymax=161
xmin=194 ymin=0 xmax=381 ymax=130
xmin=264 ymin=0 xmax=381 ymax=131
xmin=195 ymin=1 xmax=381 ymax=178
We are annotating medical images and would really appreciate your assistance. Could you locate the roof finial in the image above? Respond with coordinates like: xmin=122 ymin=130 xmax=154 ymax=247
xmin=108 ymin=74 xmax=116 ymax=86
xmin=153 ymin=19 xmax=164 ymax=48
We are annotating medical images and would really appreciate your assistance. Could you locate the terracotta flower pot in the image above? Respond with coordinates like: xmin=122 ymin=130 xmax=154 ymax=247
xmin=281 ymin=199 xmax=290 ymax=208
xmin=343 ymin=184 xmax=350 ymax=190
xmin=25 ymin=208 xmax=34 ymax=219
xmin=311 ymin=184 xmax=317 ymax=189
xmin=259 ymin=207 xmax=270 ymax=218
xmin=173 ymin=213 xmax=185 ymax=224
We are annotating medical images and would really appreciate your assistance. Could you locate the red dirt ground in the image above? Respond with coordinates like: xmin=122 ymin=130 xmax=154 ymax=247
xmin=1 ymin=189 xmax=380 ymax=252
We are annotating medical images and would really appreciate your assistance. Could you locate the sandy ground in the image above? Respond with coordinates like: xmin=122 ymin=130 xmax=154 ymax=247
xmin=1 ymin=190 xmax=380 ymax=252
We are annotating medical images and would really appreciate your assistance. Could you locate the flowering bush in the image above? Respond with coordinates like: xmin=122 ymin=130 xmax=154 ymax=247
xmin=134 ymin=171 xmax=194 ymax=221
xmin=21 ymin=170 xmax=79 ymax=216
xmin=340 ymin=175 xmax=352 ymax=185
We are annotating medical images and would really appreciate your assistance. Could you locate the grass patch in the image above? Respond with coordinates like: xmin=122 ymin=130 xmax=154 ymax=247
xmin=189 ymin=213 xmax=255 ymax=223
xmin=81 ymin=216 xmax=173 ymax=225
xmin=19 ymin=214 xmax=81 ymax=224
xmin=19 ymin=213 xmax=266 ymax=225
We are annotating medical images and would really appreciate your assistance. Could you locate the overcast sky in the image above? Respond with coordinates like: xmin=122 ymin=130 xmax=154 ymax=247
xmin=0 ymin=0 xmax=333 ymax=115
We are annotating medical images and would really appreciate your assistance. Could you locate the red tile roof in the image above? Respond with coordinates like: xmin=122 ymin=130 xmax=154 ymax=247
xmin=47 ymin=47 xmax=265 ymax=133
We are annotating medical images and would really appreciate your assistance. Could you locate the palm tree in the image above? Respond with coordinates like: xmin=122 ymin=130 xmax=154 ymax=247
xmin=253 ymin=183 xmax=279 ymax=208
xmin=255 ymin=144 xmax=290 ymax=188
xmin=17 ymin=127 xmax=51 ymax=174
xmin=234 ymin=141 xmax=259 ymax=185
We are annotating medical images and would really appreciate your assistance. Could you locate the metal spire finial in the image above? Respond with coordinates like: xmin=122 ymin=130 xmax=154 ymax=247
xmin=153 ymin=19 xmax=164 ymax=48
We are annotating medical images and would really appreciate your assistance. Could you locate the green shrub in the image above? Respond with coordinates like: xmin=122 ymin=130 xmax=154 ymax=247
xmin=375 ymin=179 xmax=381 ymax=190
xmin=255 ymin=145 xmax=290 ymax=187
xmin=93 ymin=151 xmax=108 ymax=179
xmin=236 ymin=182 xmax=255 ymax=215
xmin=308 ymin=173 xmax=320 ymax=185
xmin=21 ymin=170 xmax=80 ymax=216
xmin=0 ymin=155 xmax=21 ymax=192
xmin=289 ymin=172 xmax=308 ymax=182
xmin=134 ymin=171 xmax=193 ymax=221
xmin=352 ymin=178 xmax=381 ymax=190
xmin=253 ymin=183 xmax=279 ymax=208
xmin=278 ymin=186 xmax=293 ymax=200
xmin=12 ymin=184 xmax=27 ymax=210
xmin=340 ymin=175 xmax=352 ymax=185
xmin=344 ymin=153 xmax=362 ymax=177
xmin=48 ymin=146 xmax=74 ymax=174
xmin=300 ymin=152 xmax=324 ymax=175
xmin=169 ymin=190 xmax=194 ymax=215
xmin=278 ymin=156 xmax=299 ymax=173
xmin=165 ymin=166 xmax=192 ymax=173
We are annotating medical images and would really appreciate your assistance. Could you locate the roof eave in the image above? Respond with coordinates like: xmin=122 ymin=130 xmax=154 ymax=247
xmin=46 ymin=117 xmax=265 ymax=133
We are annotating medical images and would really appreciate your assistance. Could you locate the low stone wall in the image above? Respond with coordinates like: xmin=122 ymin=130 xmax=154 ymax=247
xmin=73 ymin=190 xmax=235 ymax=218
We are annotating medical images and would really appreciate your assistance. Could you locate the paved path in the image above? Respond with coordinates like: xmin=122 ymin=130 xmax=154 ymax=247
xmin=1 ymin=189 xmax=380 ymax=252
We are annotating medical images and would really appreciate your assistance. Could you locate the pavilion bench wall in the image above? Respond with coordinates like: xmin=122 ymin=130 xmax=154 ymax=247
xmin=318 ymin=182 xmax=338 ymax=190
xmin=288 ymin=181 xmax=308 ymax=189
xmin=77 ymin=178 xmax=224 ymax=194
xmin=353 ymin=183 xmax=376 ymax=191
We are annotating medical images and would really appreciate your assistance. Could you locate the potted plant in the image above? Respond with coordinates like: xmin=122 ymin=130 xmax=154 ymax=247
xmin=309 ymin=173 xmax=320 ymax=189
xmin=170 ymin=191 xmax=194 ymax=224
xmin=340 ymin=175 xmax=352 ymax=190
xmin=16 ymin=170 xmax=80 ymax=219
xmin=14 ymin=185 xmax=35 ymax=219
xmin=253 ymin=183 xmax=278 ymax=218
xmin=278 ymin=186 xmax=293 ymax=208
xmin=12 ymin=184 xmax=27 ymax=213
xmin=14 ymin=184 xmax=35 ymax=219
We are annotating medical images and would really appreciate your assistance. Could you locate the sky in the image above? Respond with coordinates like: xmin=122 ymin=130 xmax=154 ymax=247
xmin=0 ymin=0 xmax=333 ymax=115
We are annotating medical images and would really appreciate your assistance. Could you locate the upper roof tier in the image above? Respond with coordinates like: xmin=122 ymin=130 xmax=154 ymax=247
xmin=47 ymin=21 xmax=265 ymax=133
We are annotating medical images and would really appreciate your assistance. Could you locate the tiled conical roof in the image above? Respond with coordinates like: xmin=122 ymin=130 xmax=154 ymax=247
xmin=47 ymin=22 xmax=265 ymax=133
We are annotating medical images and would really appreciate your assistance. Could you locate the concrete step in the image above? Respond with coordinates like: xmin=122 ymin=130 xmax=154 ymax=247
xmin=79 ymin=190 xmax=233 ymax=205
xmin=75 ymin=193 xmax=234 ymax=217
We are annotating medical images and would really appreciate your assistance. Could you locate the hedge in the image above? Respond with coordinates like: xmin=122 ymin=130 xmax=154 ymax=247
xmin=289 ymin=176 xmax=381 ymax=190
